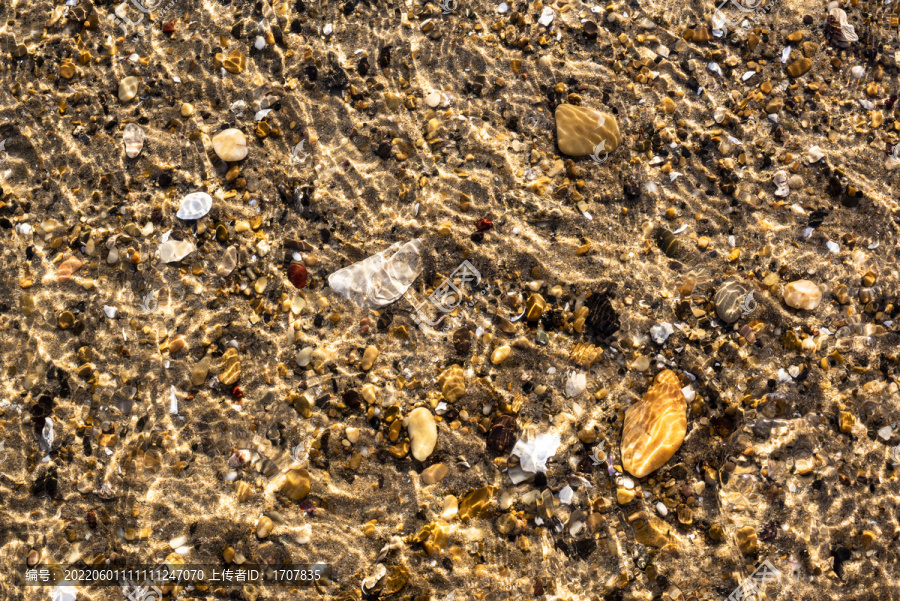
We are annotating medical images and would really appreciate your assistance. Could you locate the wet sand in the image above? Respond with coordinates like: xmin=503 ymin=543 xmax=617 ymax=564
xmin=1 ymin=0 xmax=900 ymax=599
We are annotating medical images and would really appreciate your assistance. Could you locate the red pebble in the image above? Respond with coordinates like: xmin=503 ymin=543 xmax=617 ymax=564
xmin=162 ymin=21 xmax=175 ymax=33
xmin=476 ymin=218 xmax=493 ymax=231
xmin=231 ymin=384 xmax=243 ymax=399
xmin=299 ymin=500 xmax=315 ymax=515
xmin=287 ymin=264 xmax=308 ymax=289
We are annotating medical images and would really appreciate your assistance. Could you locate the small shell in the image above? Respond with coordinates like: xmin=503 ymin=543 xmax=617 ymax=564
xmin=123 ymin=123 xmax=144 ymax=158
xmin=177 ymin=192 xmax=212 ymax=220
xmin=228 ymin=449 xmax=252 ymax=469
xmin=807 ymin=146 xmax=824 ymax=163
xmin=827 ymin=8 xmax=857 ymax=48
xmin=773 ymin=171 xmax=790 ymax=197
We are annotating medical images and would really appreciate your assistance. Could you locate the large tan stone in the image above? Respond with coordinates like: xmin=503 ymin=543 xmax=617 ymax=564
xmin=783 ymin=280 xmax=822 ymax=310
xmin=621 ymin=369 xmax=687 ymax=478
xmin=555 ymin=104 xmax=621 ymax=157
xmin=212 ymin=128 xmax=248 ymax=162
xmin=407 ymin=407 xmax=437 ymax=461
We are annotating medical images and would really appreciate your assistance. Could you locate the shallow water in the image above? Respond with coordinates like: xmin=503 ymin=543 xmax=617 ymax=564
xmin=2 ymin=0 xmax=900 ymax=600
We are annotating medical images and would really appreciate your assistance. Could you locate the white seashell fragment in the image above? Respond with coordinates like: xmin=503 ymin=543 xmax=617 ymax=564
xmin=103 ymin=305 xmax=118 ymax=318
xmin=159 ymin=239 xmax=196 ymax=263
xmin=829 ymin=8 xmax=858 ymax=48
xmin=538 ymin=6 xmax=554 ymax=25
xmin=565 ymin=371 xmax=587 ymax=398
xmin=511 ymin=432 xmax=561 ymax=473
xmin=807 ymin=146 xmax=824 ymax=163
xmin=176 ymin=192 xmax=212 ymax=220
xmin=781 ymin=46 xmax=791 ymax=63
xmin=123 ymin=123 xmax=144 ymax=158
xmin=773 ymin=170 xmax=790 ymax=197
xmin=650 ymin=322 xmax=674 ymax=344
xmin=41 ymin=417 xmax=54 ymax=453
xmin=327 ymin=239 xmax=424 ymax=308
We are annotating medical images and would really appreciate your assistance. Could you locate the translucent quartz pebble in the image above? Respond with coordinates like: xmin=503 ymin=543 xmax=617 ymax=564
xmin=217 ymin=246 xmax=238 ymax=276
xmin=160 ymin=239 xmax=196 ymax=263
xmin=123 ymin=123 xmax=144 ymax=158
xmin=177 ymin=192 xmax=212 ymax=220
xmin=328 ymin=239 xmax=424 ymax=308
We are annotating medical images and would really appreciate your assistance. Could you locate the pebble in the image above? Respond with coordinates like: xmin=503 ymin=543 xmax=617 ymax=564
xmin=783 ymin=280 xmax=822 ymax=310
xmin=256 ymin=516 xmax=274 ymax=538
xmin=217 ymin=246 xmax=238 ymax=276
xmin=490 ymin=345 xmax=511 ymax=365
xmin=632 ymin=355 xmax=650 ymax=372
xmin=525 ymin=293 xmax=546 ymax=322
xmin=736 ymin=526 xmax=758 ymax=555
xmin=407 ymin=407 xmax=437 ymax=461
xmin=617 ymin=487 xmax=636 ymax=504
xmin=118 ymin=76 xmax=139 ymax=102
xmin=212 ymin=128 xmax=248 ymax=162
xmin=786 ymin=58 xmax=813 ymax=78
xmin=360 ymin=346 xmax=379 ymax=371
xmin=168 ymin=336 xmax=186 ymax=355
xmin=123 ymin=123 xmax=144 ymax=158
xmin=58 ymin=311 xmax=74 ymax=329
xmin=56 ymin=256 xmax=83 ymax=283
xmin=438 ymin=365 xmax=466 ymax=402
xmin=288 ymin=264 xmax=308 ymax=289
xmin=191 ymin=355 xmax=211 ymax=386
xmin=555 ymin=104 xmax=621 ymax=157
xmin=424 ymin=92 xmax=441 ymax=108
xmin=621 ymin=370 xmax=687 ymax=478
xmin=280 ymin=468 xmax=311 ymax=501
xmin=159 ymin=239 xmax=196 ymax=263
xmin=219 ymin=348 xmax=241 ymax=386
xmin=714 ymin=280 xmax=749 ymax=324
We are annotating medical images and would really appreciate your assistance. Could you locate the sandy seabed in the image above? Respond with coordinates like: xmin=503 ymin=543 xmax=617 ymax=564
xmin=1 ymin=0 xmax=900 ymax=599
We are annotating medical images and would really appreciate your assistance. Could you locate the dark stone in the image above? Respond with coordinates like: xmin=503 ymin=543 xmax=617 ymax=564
xmin=486 ymin=415 xmax=517 ymax=454
xmin=584 ymin=285 xmax=620 ymax=340
xmin=376 ymin=142 xmax=391 ymax=158
xmin=831 ymin=547 xmax=851 ymax=579
xmin=378 ymin=45 xmax=391 ymax=69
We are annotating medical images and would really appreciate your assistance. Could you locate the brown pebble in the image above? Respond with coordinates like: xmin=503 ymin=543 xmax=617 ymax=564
xmin=786 ymin=58 xmax=813 ymax=78
xmin=421 ymin=463 xmax=449 ymax=485
xmin=360 ymin=345 xmax=379 ymax=370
